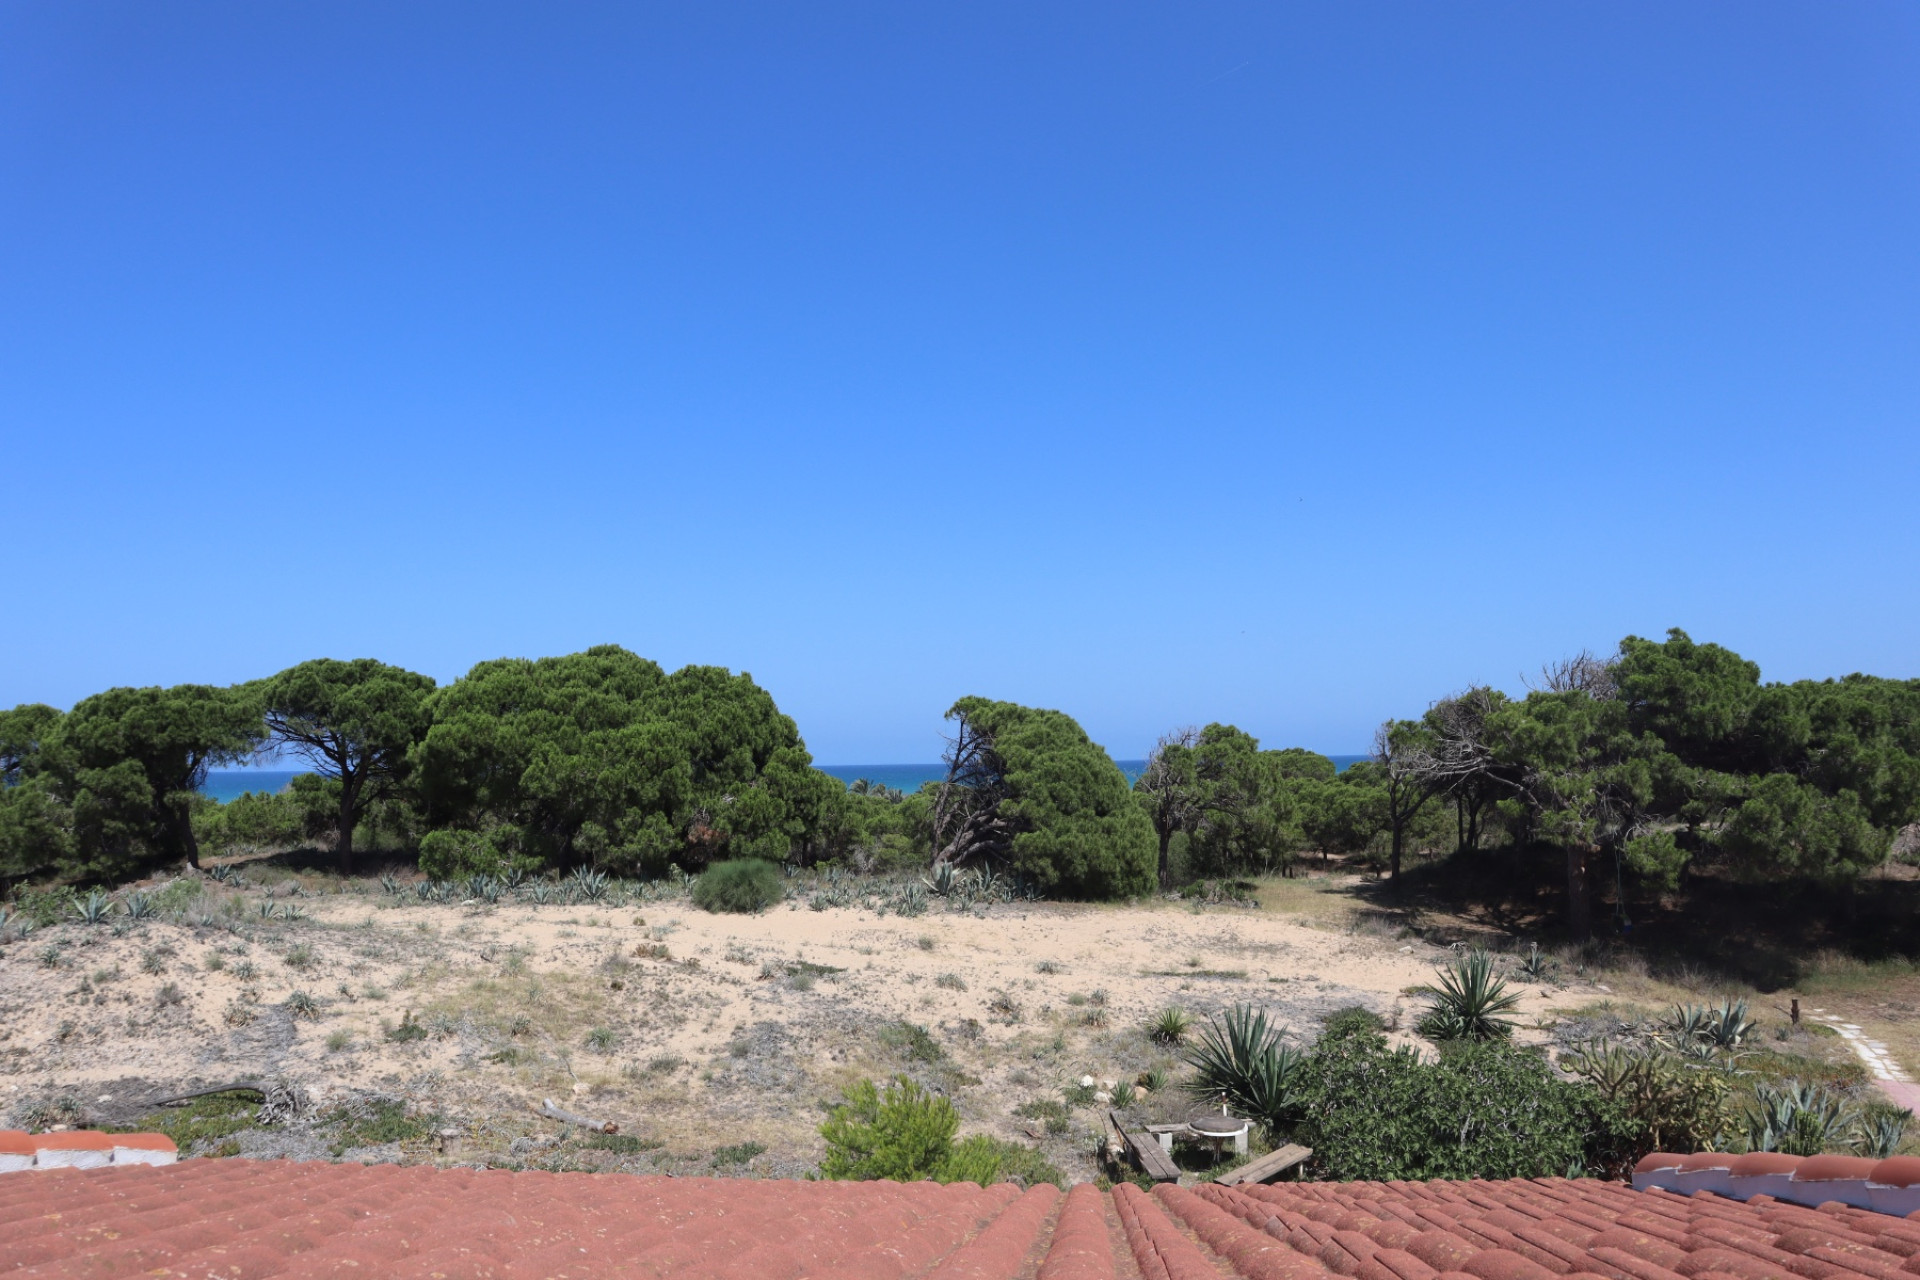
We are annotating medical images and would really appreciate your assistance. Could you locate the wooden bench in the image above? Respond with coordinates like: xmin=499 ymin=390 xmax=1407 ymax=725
xmin=1215 ymin=1142 xmax=1312 ymax=1186
xmin=1108 ymin=1109 xmax=1182 ymax=1183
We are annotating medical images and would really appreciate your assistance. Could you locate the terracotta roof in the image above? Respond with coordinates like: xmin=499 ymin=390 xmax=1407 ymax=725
xmin=8 ymin=1145 xmax=1920 ymax=1280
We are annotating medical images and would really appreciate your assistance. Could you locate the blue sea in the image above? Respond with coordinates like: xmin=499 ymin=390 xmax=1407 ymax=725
xmin=204 ymin=754 xmax=1364 ymax=803
xmin=201 ymin=770 xmax=305 ymax=803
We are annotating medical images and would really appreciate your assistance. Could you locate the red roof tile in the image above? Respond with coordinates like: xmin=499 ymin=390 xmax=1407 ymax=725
xmin=10 ymin=1147 xmax=1920 ymax=1278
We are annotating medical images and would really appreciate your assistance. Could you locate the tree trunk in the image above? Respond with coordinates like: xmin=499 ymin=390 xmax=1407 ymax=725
xmin=1565 ymin=843 xmax=1592 ymax=939
xmin=1156 ymin=828 xmax=1173 ymax=892
xmin=1389 ymin=820 xmax=1404 ymax=886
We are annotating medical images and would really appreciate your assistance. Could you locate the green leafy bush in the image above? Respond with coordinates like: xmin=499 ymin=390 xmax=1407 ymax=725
xmin=417 ymin=827 xmax=532 ymax=880
xmin=691 ymin=858 xmax=784 ymax=913
xmin=1299 ymin=1023 xmax=1629 ymax=1181
xmin=818 ymin=1076 xmax=1056 ymax=1186
xmin=1319 ymin=1006 xmax=1385 ymax=1038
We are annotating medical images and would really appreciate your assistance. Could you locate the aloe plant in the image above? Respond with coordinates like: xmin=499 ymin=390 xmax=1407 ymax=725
xmin=1181 ymin=1004 xmax=1307 ymax=1135
xmin=1416 ymin=949 xmax=1521 ymax=1042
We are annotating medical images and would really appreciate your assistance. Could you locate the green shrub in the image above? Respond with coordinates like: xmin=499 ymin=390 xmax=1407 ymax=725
xmin=817 ymin=1076 xmax=1049 ymax=1185
xmin=691 ymin=858 xmax=784 ymax=914
xmin=818 ymin=1076 xmax=961 ymax=1182
xmin=1319 ymin=1006 xmax=1385 ymax=1039
xmin=1300 ymin=1023 xmax=1628 ymax=1180
xmin=418 ymin=828 xmax=531 ymax=881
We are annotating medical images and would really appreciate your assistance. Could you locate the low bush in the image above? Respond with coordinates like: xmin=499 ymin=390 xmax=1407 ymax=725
xmin=691 ymin=858 xmax=784 ymax=913
xmin=818 ymin=1076 xmax=1059 ymax=1186
xmin=1298 ymin=1023 xmax=1631 ymax=1180
xmin=1319 ymin=1006 xmax=1385 ymax=1039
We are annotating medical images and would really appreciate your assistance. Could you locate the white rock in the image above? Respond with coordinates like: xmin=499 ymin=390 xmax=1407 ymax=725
xmin=1078 ymin=1075 xmax=1094 ymax=1089
xmin=1094 ymin=1091 xmax=1112 ymax=1104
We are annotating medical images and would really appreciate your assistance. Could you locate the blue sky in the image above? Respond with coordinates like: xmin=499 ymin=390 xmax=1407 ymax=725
xmin=3 ymin=3 xmax=1917 ymax=764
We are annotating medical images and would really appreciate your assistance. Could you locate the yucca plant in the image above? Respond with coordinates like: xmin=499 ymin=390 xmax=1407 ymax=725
xmin=1181 ymin=1004 xmax=1307 ymax=1136
xmin=74 ymin=891 xmax=113 ymax=925
xmin=1416 ymin=949 xmax=1521 ymax=1042
xmin=1517 ymin=943 xmax=1558 ymax=983
xmin=1149 ymin=1006 xmax=1192 ymax=1046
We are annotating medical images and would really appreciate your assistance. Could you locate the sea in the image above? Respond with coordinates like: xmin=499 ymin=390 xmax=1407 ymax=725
xmin=201 ymin=754 xmax=1364 ymax=804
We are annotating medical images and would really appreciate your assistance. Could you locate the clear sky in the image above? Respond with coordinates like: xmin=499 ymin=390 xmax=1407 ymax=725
xmin=3 ymin=4 xmax=1917 ymax=764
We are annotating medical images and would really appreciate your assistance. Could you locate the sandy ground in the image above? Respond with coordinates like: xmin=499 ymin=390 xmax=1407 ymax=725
xmin=0 ymin=874 xmax=1582 ymax=1180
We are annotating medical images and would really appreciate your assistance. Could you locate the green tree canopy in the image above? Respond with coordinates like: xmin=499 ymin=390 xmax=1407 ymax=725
xmin=0 ymin=703 xmax=70 ymax=884
xmin=258 ymin=659 xmax=436 ymax=874
xmin=413 ymin=645 xmax=836 ymax=875
xmin=44 ymin=684 xmax=262 ymax=878
xmin=931 ymin=696 xmax=1154 ymax=900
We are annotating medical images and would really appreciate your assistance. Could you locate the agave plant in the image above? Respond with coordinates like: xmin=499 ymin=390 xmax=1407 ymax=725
xmin=1704 ymin=998 xmax=1756 ymax=1049
xmin=1416 ymin=949 xmax=1521 ymax=1042
xmin=1748 ymin=1080 xmax=1858 ymax=1155
xmin=922 ymin=862 xmax=959 ymax=897
xmin=208 ymin=864 xmax=237 ymax=884
xmin=256 ymin=900 xmax=279 ymax=919
xmin=502 ymin=866 xmax=526 ymax=890
xmin=284 ymin=989 xmax=320 ymax=1019
xmin=526 ymin=880 xmax=554 ymax=905
xmin=73 ymin=890 xmax=113 ymax=925
xmin=379 ymin=874 xmax=400 ymax=896
xmin=1148 ymin=1006 xmax=1192 ymax=1047
xmin=898 ymin=883 xmax=928 ymax=917
xmin=571 ymin=867 xmax=610 ymax=901
xmin=1181 ymin=1004 xmax=1308 ymax=1136
xmin=122 ymin=890 xmax=158 ymax=920
xmin=1855 ymin=1106 xmax=1914 ymax=1159
xmin=280 ymin=904 xmax=306 ymax=922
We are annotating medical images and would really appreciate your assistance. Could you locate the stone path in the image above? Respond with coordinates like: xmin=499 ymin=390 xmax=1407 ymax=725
xmin=1809 ymin=1009 xmax=1920 ymax=1111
